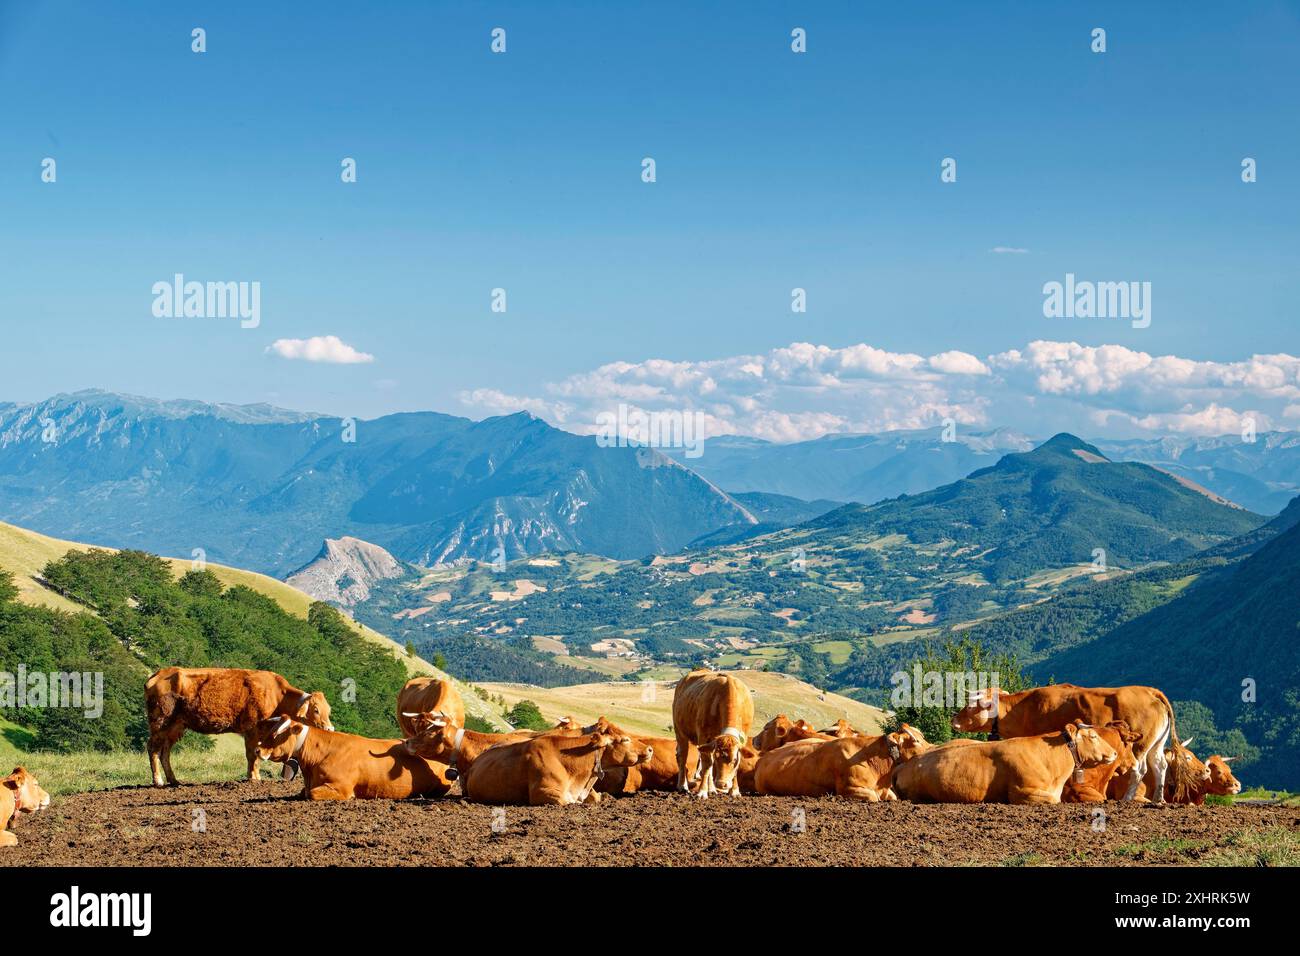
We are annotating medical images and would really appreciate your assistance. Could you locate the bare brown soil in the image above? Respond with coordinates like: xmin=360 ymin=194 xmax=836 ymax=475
xmin=3 ymin=782 xmax=1297 ymax=867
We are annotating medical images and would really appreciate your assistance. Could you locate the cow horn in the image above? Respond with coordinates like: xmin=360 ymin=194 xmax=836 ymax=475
xmin=1220 ymin=756 xmax=1238 ymax=764
xmin=401 ymin=712 xmax=421 ymax=718
xmin=1182 ymin=737 xmax=1194 ymax=749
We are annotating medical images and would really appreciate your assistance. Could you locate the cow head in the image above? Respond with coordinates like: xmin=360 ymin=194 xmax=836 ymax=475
xmin=889 ymin=723 xmax=931 ymax=761
xmin=1063 ymin=723 xmax=1118 ymax=767
xmin=297 ymin=692 xmax=334 ymax=732
xmin=1205 ymin=756 xmax=1242 ymax=796
xmin=402 ymin=715 xmax=458 ymax=759
xmin=3 ymin=766 xmax=50 ymax=814
xmin=1165 ymin=741 xmax=1212 ymax=791
xmin=256 ymin=716 xmax=308 ymax=763
xmin=823 ymin=719 xmax=857 ymax=738
xmin=700 ymin=731 xmax=746 ymax=792
xmin=554 ymin=715 xmax=581 ymax=732
xmin=1102 ymin=721 xmax=1142 ymax=779
xmin=951 ymin=688 xmax=1001 ymax=733
xmin=597 ymin=733 xmax=653 ymax=769
xmin=753 ymin=715 xmax=797 ymax=752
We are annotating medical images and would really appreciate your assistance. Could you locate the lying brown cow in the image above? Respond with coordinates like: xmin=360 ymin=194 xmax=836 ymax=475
xmin=893 ymin=723 xmax=1118 ymax=804
xmin=256 ymin=716 xmax=452 ymax=800
xmin=951 ymin=683 xmax=1192 ymax=802
xmin=755 ymin=725 xmax=930 ymax=800
xmin=1 ymin=767 xmax=50 ymax=847
xmin=1061 ymin=722 xmax=1141 ymax=802
xmin=1108 ymin=742 xmax=1243 ymax=804
xmin=672 ymin=670 xmax=754 ymax=798
xmin=146 ymin=667 xmax=333 ymax=786
xmin=461 ymin=731 xmax=653 ymax=805
xmin=753 ymin=714 xmax=833 ymax=752
xmin=403 ymin=717 xmax=540 ymax=781
xmin=396 ymin=677 xmax=465 ymax=737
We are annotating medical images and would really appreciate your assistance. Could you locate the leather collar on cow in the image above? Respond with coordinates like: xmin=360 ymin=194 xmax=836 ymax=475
xmin=720 ymin=726 xmax=747 ymax=746
xmin=445 ymin=726 xmax=467 ymax=781
xmin=1061 ymin=730 xmax=1084 ymax=781
xmin=989 ymin=713 xmax=1001 ymax=741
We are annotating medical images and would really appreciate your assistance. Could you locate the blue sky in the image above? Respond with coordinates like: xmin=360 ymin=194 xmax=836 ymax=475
xmin=2 ymin=1 xmax=1298 ymax=440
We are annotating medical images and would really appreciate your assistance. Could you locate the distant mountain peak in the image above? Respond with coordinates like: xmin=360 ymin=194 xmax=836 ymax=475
xmin=285 ymin=537 xmax=407 ymax=608
xmin=1032 ymin=433 xmax=1109 ymax=460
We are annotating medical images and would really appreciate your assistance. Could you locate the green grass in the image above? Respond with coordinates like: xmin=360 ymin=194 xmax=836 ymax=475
xmin=1 ymin=716 xmax=249 ymax=796
xmin=1202 ymin=827 xmax=1300 ymax=866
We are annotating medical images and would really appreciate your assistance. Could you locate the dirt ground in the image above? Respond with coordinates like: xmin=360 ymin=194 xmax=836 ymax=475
xmin=4 ymin=782 xmax=1297 ymax=867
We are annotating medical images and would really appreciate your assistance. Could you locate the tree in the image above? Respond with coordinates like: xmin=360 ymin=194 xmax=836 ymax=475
xmin=884 ymin=637 xmax=1028 ymax=745
xmin=404 ymin=640 xmax=417 ymax=657
xmin=505 ymin=699 xmax=549 ymax=731
xmin=432 ymin=651 xmax=448 ymax=671
xmin=0 ymin=569 xmax=18 ymax=605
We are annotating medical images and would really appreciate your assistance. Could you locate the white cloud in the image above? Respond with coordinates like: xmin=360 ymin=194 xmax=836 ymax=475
xmin=989 ymin=246 xmax=1029 ymax=254
xmin=266 ymin=335 xmax=374 ymax=364
xmin=459 ymin=340 xmax=1300 ymax=442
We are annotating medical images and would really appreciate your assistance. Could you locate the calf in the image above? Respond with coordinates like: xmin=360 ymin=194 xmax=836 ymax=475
xmin=461 ymin=731 xmax=653 ymax=805
xmin=146 ymin=667 xmax=333 ymax=786
xmin=396 ymin=677 xmax=465 ymax=737
xmin=1 ymin=767 xmax=50 ymax=847
xmin=755 ymin=725 xmax=930 ymax=800
xmin=672 ymin=670 xmax=754 ymax=799
xmin=893 ymin=723 xmax=1118 ymax=805
xmin=256 ymin=716 xmax=452 ymax=800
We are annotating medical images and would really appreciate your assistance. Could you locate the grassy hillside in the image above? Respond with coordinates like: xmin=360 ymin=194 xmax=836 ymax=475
xmin=479 ymin=670 xmax=887 ymax=739
xmin=0 ymin=520 xmax=506 ymax=733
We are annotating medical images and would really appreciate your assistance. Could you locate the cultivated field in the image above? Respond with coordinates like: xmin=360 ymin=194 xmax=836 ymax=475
xmin=2 ymin=781 xmax=1296 ymax=867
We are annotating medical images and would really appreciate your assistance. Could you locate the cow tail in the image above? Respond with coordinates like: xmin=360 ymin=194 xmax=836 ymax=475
xmin=1159 ymin=691 xmax=1194 ymax=803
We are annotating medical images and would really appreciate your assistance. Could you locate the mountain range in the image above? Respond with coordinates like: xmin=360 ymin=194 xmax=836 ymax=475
xmin=0 ymin=390 xmax=756 ymax=576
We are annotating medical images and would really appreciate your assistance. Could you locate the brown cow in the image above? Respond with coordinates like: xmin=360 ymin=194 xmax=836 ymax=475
xmin=672 ymin=671 xmax=754 ymax=798
xmin=755 ymin=725 xmax=931 ymax=800
xmin=1061 ymin=721 xmax=1141 ymax=802
xmin=396 ymin=677 xmax=465 ymax=737
xmin=255 ymin=716 xmax=452 ymax=800
xmin=893 ymin=724 xmax=1118 ymax=804
xmin=145 ymin=667 xmax=333 ymax=786
xmin=753 ymin=715 xmax=833 ymax=752
xmin=951 ymin=683 xmax=1192 ymax=802
xmin=1108 ymin=742 xmax=1243 ymax=804
xmin=461 ymin=731 xmax=653 ymax=805
xmin=402 ymin=717 xmax=540 ymax=781
xmin=1 ymin=767 xmax=50 ymax=847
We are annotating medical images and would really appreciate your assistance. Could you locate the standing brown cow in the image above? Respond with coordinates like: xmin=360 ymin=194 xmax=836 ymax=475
xmin=145 ymin=666 xmax=334 ymax=786
xmin=671 ymin=670 xmax=754 ymax=798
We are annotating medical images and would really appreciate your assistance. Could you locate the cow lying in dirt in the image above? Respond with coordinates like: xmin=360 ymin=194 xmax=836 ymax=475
xmin=402 ymin=719 xmax=541 ymax=781
xmin=1061 ymin=721 xmax=1142 ymax=802
xmin=146 ymin=667 xmax=333 ymax=786
xmin=753 ymin=715 xmax=834 ymax=752
xmin=461 ymin=730 xmax=653 ymax=805
xmin=893 ymin=723 xmax=1118 ymax=804
xmin=1107 ymin=742 xmax=1243 ymax=804
xmin=255 ymin=716 xmax=452 ymax=800
xmin=396 ymin=677 xmax=465 ymax=737
xmin=754 ymin=725 xmax=930 ymax=800
xmin=1 ymin=767 xmax=50 ymax=847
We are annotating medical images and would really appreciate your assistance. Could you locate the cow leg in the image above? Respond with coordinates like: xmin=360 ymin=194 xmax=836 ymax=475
xmin=1120 ymin=751 xmax=1148 ymax=801
xmin=243 ymin=733 xmax=264 ymax=781
xmin=148 ymin=731 xmax=168 ymax=787
xmin=157 ymin=724 xmax=184 ymax=786
xmin=529 ymin=786 xmax=570 ymax=806
xmin=1150 ymin=744 xmax=1170 ymax=805
xmin=0 ymin=829 xmax=16 ymax=847
xmin=675 ymin=737 xmax=692 ymax=792
xmin=695 ymin=752 xmax=714 ymax=800
xmin=841 ymin=786 xmax=882 ymax=801
xmin=305 ymin=784 xmax=349 ymax=801
xmin=1008 ymin=786 xmax=1060 ymax=805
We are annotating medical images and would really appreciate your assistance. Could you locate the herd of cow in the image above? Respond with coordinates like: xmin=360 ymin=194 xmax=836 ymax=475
xmin=0 ymin=665 xmax=1245 ymax=848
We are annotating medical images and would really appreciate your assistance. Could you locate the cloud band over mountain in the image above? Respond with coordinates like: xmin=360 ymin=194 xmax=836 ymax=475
xmin=459 ymin=340 xmax=1300 ymax=442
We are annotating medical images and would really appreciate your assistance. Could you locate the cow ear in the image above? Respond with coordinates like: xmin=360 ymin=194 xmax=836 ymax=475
xmin=2 ymin=777 xmax=17 ymax=790
xmin=1062 ymin=723 xmax=1079 ymax=740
